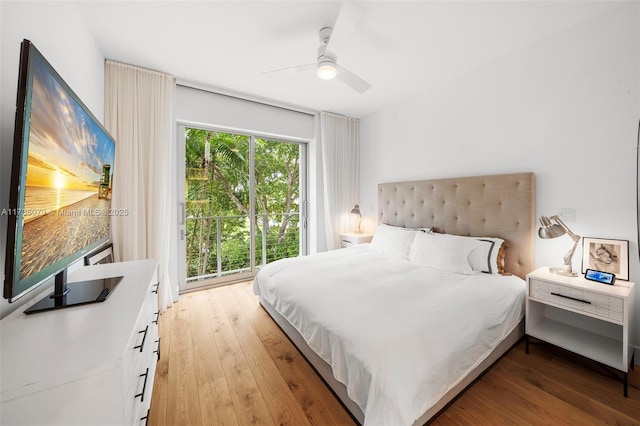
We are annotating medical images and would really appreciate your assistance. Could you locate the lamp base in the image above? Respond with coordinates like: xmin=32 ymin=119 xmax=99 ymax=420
xmin=549 ymin=266 xmax=578 ymax=277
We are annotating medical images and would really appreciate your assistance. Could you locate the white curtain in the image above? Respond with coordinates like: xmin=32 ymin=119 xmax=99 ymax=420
xmin=320 ymin=112 xmax=360 ymax=250
xmin=105 ymin=61 xmax=177 ymax=312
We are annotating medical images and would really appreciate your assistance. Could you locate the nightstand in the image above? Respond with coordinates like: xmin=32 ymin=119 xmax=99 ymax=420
xmin=525 ymin=267 xmax=635 ymax=396
xmin=340 ymin=232 xmax=373 ymax=248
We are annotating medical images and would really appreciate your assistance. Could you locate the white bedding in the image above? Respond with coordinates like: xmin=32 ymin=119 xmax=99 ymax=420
xmin=253 ymin=244 xmax=525 ymax=426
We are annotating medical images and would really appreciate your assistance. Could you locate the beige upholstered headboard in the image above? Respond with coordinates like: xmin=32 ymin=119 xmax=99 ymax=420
xmin=378 ymin=173 xmax=535 ymax=279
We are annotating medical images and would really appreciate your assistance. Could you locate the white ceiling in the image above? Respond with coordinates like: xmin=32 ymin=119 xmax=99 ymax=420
xmin=78 ymin=1 xmax=621 ymax=118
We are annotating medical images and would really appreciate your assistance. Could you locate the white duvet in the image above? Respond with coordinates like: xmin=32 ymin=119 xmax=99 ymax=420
xmin=253 ymin=244 xmax=525 ymax=426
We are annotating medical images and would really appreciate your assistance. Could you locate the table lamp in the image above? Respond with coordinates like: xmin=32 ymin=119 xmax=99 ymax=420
xmin=538 ymin=214 xmax=581 ymax=277
xmin=350 ymin=204 xmax=362 ymax=234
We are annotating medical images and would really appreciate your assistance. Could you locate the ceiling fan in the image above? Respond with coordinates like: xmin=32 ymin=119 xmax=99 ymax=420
xmin=263 ymin=1 xmax=372 ymax=94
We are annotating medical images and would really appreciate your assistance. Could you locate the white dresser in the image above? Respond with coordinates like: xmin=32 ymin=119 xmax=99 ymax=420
xmin=1 ymin=259 xmax=160 ymax=425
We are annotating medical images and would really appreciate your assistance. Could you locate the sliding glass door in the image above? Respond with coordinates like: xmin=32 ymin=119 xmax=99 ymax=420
xmin=177 ymin=125 xmax=307 ymax=292
xmin=254 ymin=137 xmax=304 ymax=266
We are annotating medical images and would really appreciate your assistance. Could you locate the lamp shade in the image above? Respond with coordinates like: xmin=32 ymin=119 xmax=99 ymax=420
xmin=350 ymin=204 xmax=361 ymax=215
xmin=537 ymin=214 xmax=581 ymax=277
xmin=538 ymin=216 xmax=565 ymax=239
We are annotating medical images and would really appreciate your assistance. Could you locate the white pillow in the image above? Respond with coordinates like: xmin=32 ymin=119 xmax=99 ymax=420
xmin=468 ymin=237 xmax=505 ymax=274
xmin=408 ymin=232 xmax=476 ymax=275
xmin=437 ymin=234 xmax=505 ymax=274
xmin=369 ymin=223 xmax=419 ymax=259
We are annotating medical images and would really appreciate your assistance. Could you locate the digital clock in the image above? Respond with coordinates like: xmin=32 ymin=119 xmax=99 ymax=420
xmin=584 ymin=268 xmax=615 ymax=285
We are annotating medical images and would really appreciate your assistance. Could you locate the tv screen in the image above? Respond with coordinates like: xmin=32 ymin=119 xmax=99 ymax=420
xmin=4 ymin=40 xmax=117 ymax=305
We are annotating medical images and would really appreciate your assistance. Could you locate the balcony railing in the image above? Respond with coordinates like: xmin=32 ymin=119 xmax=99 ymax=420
xmin=185 ymin=212 xmax=300 ymax=282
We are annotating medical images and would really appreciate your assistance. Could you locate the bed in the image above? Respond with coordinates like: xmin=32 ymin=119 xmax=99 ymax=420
xmin=253 ymin=172 xmax=535 ymax=425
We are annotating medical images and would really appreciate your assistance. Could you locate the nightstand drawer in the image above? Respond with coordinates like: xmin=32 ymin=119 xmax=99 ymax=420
xmin=529 ymin=279 xmax=623 ymax=321
xmin=592 ymin=294 xmax=623 ymax=321
xmin=340 ymin=233 xmax=373 ymax=248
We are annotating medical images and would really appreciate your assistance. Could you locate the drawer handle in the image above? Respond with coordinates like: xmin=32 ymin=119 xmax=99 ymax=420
xmin=550 ymin=292 xmax=591 ymax=305
xmin=153 ymin=310 xmax=160 ymax=324
xmin=151 ymin=282 xmax=160 ymax=294
xmin=134 ymin=325 xmax=149 ymax=352
xmin=141 ymin=409 xmax=150 ymax=426
xmin=154 ymin=337 xmax=161 ymax=361
xmin=135 ymin=367 xmax=149 ymax=402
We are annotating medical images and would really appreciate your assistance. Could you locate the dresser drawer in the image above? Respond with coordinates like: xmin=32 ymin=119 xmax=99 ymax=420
xmin=529 ymin=279 xmax=623 ymax=321
xmin=124 ymin=280 xmax=160 ymax=424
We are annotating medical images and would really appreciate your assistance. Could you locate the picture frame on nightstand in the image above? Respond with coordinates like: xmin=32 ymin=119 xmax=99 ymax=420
xmin=581 ymin=237 xmax=629 ymax=280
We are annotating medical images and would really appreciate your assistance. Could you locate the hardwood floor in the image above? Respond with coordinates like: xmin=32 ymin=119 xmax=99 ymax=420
xmin=148 ymin=281 xmax=640 ymax=425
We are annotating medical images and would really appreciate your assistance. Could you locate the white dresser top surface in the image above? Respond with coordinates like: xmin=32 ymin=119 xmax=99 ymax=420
xmin=1 ymin=259 xmax=158 ymax=400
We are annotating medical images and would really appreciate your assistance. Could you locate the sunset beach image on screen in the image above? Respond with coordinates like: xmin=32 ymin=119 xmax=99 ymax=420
xmin=19 ymin=54 xmax=115 ymax=281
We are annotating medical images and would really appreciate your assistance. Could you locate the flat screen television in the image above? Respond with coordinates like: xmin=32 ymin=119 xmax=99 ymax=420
xmin=3 ymin=39 xmax=121 ymax=314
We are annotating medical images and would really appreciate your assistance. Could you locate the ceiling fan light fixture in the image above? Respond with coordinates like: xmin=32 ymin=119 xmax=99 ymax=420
xmin=316 ymin=61 xmax=337 ymax=80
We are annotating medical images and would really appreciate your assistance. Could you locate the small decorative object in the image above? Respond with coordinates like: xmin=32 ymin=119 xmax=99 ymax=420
xmin=581 ymin=237 xmax=629 ymax=280
xmin=538 ymin=214 xmax=581 ymax=276
xmin=350 ymin=204 xmax=362 ymax=234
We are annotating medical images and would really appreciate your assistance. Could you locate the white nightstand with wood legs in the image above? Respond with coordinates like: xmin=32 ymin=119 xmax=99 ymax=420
xmin=525 ymin=267 xmax=635 ymax=396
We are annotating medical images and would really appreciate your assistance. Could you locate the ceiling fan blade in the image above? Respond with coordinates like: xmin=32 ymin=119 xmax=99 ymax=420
xmin=262 ymin=63 xmax=315 ymax=76
xmin=325 ymin=1 xmax=364 ymax=55
xmin=337 ymin=65 xmax=371 ymax=94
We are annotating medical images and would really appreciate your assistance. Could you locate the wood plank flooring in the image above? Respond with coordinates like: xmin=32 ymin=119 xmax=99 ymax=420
xmin=148 ymin=281 xmax=640 ymax=425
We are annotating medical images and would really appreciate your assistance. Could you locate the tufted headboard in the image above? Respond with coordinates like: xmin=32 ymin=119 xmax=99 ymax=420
xmin=378 ymin=173 xmax=535 ymax=279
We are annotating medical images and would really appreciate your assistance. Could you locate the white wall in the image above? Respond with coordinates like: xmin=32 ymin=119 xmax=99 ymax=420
xmin=360 ymin=4 xmax=640 ymax=348
xmin=0 ymin=2 xmax=105 ymax=318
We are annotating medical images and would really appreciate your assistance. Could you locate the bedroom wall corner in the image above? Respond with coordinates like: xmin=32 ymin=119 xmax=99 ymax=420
xmin=0 ymin=2 xmax=105 ymax=319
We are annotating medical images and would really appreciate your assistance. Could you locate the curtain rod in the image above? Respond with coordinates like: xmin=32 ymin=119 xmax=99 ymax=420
xmin=105 ymin=59 xmax=171 ymax=78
